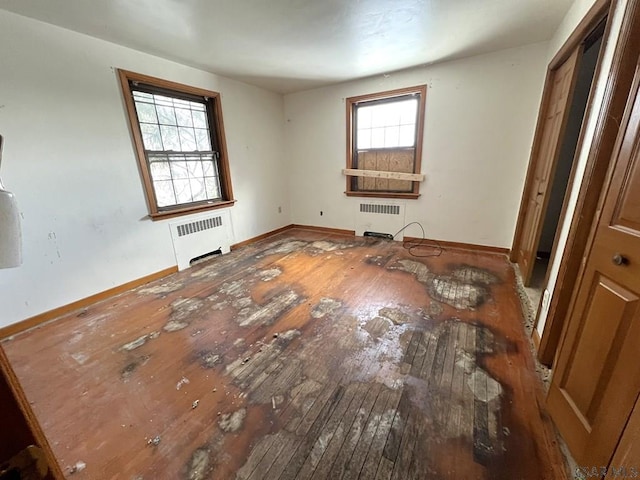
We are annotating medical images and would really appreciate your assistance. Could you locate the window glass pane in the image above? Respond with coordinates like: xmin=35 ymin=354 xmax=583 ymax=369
xmin=154 ymin=180 xmax=176 ymax=207
xmin=195 ymin=129 xmax=211 ymax=150
xmin=156 ymin=105 xmax=177 ymax=125
xmin=384 ymin=126 xmax=400 ymax=147
xmin=140 ymin=124 xmax=163 ymax=150
xmin=362 ymin=97 xmax=418 ymax=131
xmin=175 ymin=108 xmax=194 ymax=127
xmin=399 ymin=99 xmax=418 ymax=124
xmin=205 ymin=177 xmax=221 ymax=199
xmin=357 ymin=128 xmax=371 ymax=149
xmin=357 ymin=107 xmax=372 ymax=129
xmin=192 ymin=110 xmax=207 ymax=128
xmin=173 ymin=98 xmax=191 ymax=109
xmin=179 ymin=127 xmax=197 ymax=151
xmin=133 ymin=91 xmax=153 ymax=101
xmin=187 ymin=160 xmax=204 ymax=178
xmin=382 ymin=103 xmax=401 ymax=126
xmin=170 ymin=160 xmax=189 ymax=179
xmin=173 ymin=179 xmax=192 ymax=203
xmin=399 ymin=125 xmax=416 ymax=147
xmin=202 ymin=160 xmax=215 ymax=177
xmin=371 ymin=106 xmax=387 ymax=128
xmin=154 ymin=95 xmax=175 ymax=107
xmin=150 ymin=161 xmax=171 ymax=180
xmin=160 ymin=125 xmax=181 ymax=150
xmin=371 ymin=127 xmax=385 ymax=148
xmin=135 ymin=101 xmax=158 ymax=124
xmin=190 ymin=178 xmax=207 ymax=201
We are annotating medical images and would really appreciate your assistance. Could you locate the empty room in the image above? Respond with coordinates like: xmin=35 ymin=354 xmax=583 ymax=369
xmin=1 ymin=0 xmax=640 ymax=478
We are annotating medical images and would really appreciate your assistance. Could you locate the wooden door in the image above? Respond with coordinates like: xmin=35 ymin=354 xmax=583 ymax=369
xmin=0 ymin=346 xmax=64 ymax=478
xmin=514 ymin=49 xmax=580 ymax=283
xmin=547 ymin=59 xmax=640 ymax=467
xmin=609 ymin=395 xmax=640 ymax=474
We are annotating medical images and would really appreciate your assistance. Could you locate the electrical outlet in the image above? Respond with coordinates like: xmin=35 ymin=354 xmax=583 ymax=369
xmin=541 ymin=289 xmax=551 ymax=314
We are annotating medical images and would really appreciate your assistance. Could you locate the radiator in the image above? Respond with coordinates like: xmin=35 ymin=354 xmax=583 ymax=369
xmin=355 ymin=202 xmax=406 ymax=240
xmin=169 ymin=210 xmax=233 ymax=270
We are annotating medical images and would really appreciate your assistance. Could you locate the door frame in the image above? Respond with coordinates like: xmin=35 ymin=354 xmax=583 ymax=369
xmin=510 ymin=0 xmax=610 ymax=276
xmin=536 ymin=0 xmax=640 ymax=366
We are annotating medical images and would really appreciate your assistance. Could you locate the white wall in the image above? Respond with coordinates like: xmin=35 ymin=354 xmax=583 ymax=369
xmin=284 ymin=42 xmax=549 ymax=248
xmin=537 ymin=0 xmax=628 ymax=337
xmin=547 ymin=0 xmax=599 ymax=61
xmin=0 ymin=10 xmax=289 ymax=328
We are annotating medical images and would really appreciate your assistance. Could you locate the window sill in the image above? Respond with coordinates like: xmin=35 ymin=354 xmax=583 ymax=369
xmin=149 ymin=200 xmax=236 ymax=221
xmin=345 ymin=191 xmax=420 ymax=200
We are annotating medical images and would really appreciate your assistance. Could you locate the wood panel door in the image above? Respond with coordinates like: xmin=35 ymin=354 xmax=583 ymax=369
xmin=610 ymin=395 xmax=640 ymax=473
xmin=514 ymin=49 xmax=580 ymax=283
xmin=547 ymin=59 xmax=640 ymax=467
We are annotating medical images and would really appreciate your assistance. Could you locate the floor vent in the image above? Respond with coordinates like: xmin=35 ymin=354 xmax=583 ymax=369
xmin=169 ymin=211 xmax=232 ymax=270
xmin=355 ymin=202 xmax=406 ymax=240
xmin=359 ymin=203 xmax=401 ymax=215
xmin=177 ymin=216 xmax=222 ymax=237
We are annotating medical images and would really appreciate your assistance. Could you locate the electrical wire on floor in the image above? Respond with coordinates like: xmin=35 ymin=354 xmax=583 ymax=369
xmin=392 ymin=221 xmax=444 ymax=258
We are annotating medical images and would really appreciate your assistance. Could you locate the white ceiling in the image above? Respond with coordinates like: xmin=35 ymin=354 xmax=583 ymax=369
xmin=0 ymin=0 xmax=572 ymax=93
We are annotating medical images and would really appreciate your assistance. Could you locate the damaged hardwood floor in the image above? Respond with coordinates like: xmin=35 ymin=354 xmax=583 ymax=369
xmin=1 ymin=229 xmax=567 ymax=479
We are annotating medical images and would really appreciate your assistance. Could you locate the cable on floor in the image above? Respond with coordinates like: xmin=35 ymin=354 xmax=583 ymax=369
xmin=392 ymin=221 xmax=444 ymax=258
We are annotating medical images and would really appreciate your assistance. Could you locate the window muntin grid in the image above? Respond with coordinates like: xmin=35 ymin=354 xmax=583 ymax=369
xmin=355 ymin=97 xmax=418 ymax=150
xmin=131 ymin=88 xmax=222 ymax=209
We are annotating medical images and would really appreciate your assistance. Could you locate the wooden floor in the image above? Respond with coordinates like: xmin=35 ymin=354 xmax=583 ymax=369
xmin=2 ymin=229 xmax=567 ymax=479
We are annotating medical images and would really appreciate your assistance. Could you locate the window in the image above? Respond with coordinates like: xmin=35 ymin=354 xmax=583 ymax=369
xmin=118 ymin=70 xmax=234 ymax=219
xmin=346 ymin=85 xmax=426 ymax=198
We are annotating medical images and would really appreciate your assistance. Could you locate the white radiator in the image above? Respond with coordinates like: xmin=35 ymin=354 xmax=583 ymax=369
xmin=355 ymin=202 xmax=406 ymax=240
xmin=169 ymin=210 xmax=233 ymax=270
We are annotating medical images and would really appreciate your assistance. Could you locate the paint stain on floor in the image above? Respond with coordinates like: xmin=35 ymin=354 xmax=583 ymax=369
xmin=218 ymin=408 xmax=247 ymax=433
xmin=121 ymin=354 xmax=151 ymax=381
xmin=310 ymin=298 xmax=342 ymax=319
xmin=236 ymin=317 xmax=506 ymax=478
xmin=236 ymin=291 xmax=304 ymax=327
xmin=3 ymin=231 xmax=564 ymax=480
xmin=137 ymin=279 xmax=184 ymax=295
xmin=388 ymin=259 xmax=500 ymax=310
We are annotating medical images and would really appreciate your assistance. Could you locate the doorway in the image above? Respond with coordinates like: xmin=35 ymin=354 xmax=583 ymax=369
xmin=524 ymin=29 xmax=604 ymax=310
